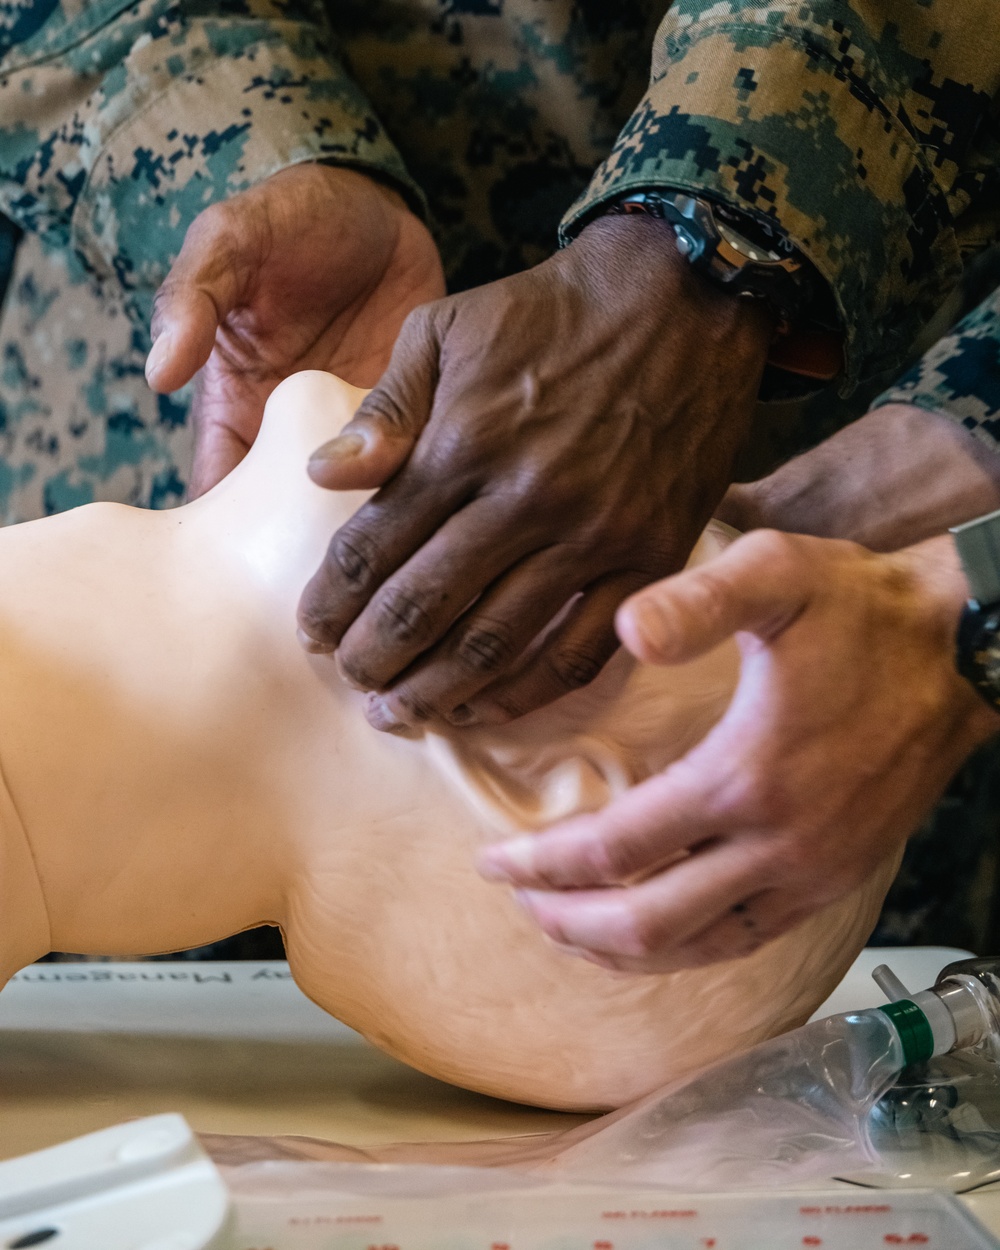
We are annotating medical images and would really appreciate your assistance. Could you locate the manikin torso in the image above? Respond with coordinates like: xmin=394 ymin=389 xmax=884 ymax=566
xmin=0 ymin=372 xmax=896 ymax=1112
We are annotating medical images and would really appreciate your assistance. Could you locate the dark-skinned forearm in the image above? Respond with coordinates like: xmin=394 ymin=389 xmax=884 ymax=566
xmin=719 ymin=403 xmax=1000 ymax=551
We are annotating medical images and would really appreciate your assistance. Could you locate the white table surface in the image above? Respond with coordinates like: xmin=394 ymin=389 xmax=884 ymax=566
xmin=2 ymin=947 xmax=999 ymax=1241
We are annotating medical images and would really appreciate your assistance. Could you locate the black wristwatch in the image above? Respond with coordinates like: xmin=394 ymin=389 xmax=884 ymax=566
xmin=952 ymin=507 xmax=1000 ymax=711
xmin=608 ymin=189 xmax=814 ymax=328
xmin=604 ymin=188 xmax=843 ymax=388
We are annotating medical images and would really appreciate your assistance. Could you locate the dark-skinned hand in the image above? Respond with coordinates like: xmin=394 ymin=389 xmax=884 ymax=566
xmin=297 ymin=213 xmax=773 ymax=731
xmin=145 ymin=162 xmax=445 ymax=497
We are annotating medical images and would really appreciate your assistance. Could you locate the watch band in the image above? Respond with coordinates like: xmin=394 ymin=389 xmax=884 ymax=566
xmin=956 ymin=602 xmax=1000 ymax=712
xmin=952 ymin=507 xmax=1000 ymax=712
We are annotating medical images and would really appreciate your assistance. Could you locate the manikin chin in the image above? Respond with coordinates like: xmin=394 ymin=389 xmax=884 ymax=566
xmin=0 ymin=372 xmax=895 ymax=1112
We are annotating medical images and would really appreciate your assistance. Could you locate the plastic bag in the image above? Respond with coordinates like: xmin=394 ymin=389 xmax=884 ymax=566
xmin=207 ymin=1007 xmax=906 ymax=1192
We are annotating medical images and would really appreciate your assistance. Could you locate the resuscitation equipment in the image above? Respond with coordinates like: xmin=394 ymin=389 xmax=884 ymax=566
xmin=6 ymin=955 xmax=1000 ymax=1249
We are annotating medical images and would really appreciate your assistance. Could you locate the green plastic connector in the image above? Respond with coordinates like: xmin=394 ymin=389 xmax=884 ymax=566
xmin=879 ymin=1000 xmax=935 ymax=1066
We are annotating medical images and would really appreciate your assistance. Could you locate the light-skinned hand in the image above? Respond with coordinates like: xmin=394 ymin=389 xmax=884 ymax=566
xmin=476 ymin=528 xmax=1000 ymax=973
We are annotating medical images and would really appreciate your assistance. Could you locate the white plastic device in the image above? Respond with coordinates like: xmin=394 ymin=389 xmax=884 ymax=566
xmin=0 ymin=1114 xmax=231 ymax=1250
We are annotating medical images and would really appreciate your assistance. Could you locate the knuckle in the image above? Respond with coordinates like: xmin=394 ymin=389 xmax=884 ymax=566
xmin=390 ymin=687 xmax=439 ymax=725
xmin=623 ymin=908 xmax=666 ymax=960
xmin=416 ymin=420 xmax=474 ymax=476
xmin=374 ymin=585 xmax=438 ymax=646
xmin=297 ymin=587 xmax=343 ymax=649
xmin=742 ymin=528 xmax=806 ymax=576
xmin=150 ymin=282 xmax=173 ymax=318
xmin=456 ymin=619 xmax=518 ymax=675
xmin=149 ymin=293 xmax=170 ymax=338
xmin=335 ymin=643 xmax=381 ymax=692
xmin=355 ymin=382 xmax=407 ymax=429
xmin=602 ymin=829 xmax=652 ymax=882
xmin=759 ymin=834 xmax=814 ymax=880
xmin=297 ymin=605 xmax=338 ymax=648
xmin=715 ymin=763 xmax=789 ymax=827
xmin=444 ymin=701 xmax=476 ymax=727
xmin=508 ymin=460 xmax=555 ymax=506
xmin=330 ymin=526 xmax=383 ymax=592
xmin=685 ymin=568 xmax=733 ymax=632
xmin=581 ymin=833 xmax=633 ymax=884
xmin=544 ymin=645 xmax=608 ymax=693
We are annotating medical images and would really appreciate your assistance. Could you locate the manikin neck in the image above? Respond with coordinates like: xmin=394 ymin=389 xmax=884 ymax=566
xmin=0 ymin=375 xmax=370 ymax=968
xmin=181 ymin=376 xmax=372 ymax=601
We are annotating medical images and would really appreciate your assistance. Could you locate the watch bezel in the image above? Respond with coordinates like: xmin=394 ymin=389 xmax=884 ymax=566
xmin=614 ymin=189 xmax=809 ymax=324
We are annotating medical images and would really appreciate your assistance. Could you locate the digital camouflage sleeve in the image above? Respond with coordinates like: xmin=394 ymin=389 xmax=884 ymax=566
xmin=872 ymin=284 xmax=1000 ymax=451
xmin=0 ymin=0 xmax=428 ymax=521
xmin=562 ymin=0 xmax=1000 ymax=393
xmin=1 ymin=0 xmax=999 ymax=523
xmin=0 ymin=0 xmax=423 ymax=316
xmin=0 ymin=0 xmax=658 ymax=520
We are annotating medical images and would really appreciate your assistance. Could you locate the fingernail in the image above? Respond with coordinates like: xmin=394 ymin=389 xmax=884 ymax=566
xmin=310 ymin=432 xmax=366 ymax=463
xmin=626 ymin=596 xmax=671 ymax=653
xmin=297 ymin=626 xmax=335 ymax=654
xmin=477 ymin=837 xmax=535 ymax=882
xmin=334 ymin=653 xmax=370 ymax=691
xmin=365 ymin=693 xmax=409 ymax=735
xmin=145 ymin=332 xmax=172 ymax=384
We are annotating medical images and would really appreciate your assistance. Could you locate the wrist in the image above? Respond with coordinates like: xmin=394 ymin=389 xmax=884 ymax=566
xmin=567 ymin=212 xmax=774 ymax=357
xmin=312 ymin=160 xmax=422 ymax=223
xmin=896 ymin=535 xmax=1000 ymax=742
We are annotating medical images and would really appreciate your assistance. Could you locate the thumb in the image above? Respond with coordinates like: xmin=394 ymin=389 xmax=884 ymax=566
xmin=145 ymin=205 xmax=248 ymax=394
xmin=307 ymin=301 xmax=445 ymax=491
xmin=616 ymin=530 xmax=814 ymax=665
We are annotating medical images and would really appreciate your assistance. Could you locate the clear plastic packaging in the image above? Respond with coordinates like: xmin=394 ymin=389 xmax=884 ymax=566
xmin=537 ymin=1007 xmax=907 ymax=1188
xmin=207 ymin=1006 xmax=908 ymax=1189
xmin=220 ymin=1172 xmax=998 ymax=1250
xmin=205 ymin=957 xmax=1000 ymax=1239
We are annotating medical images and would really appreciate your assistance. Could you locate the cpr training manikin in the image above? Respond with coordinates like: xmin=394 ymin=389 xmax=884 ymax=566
xmin=0 ymin=371 xmax=898 ymax=1113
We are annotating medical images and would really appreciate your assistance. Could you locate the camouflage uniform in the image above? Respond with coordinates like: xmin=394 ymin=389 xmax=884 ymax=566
xmin=873 ymin=283 xmax=1000 ymax=447
xmin=3 ymin=0 xmax=1000 ymax=954
xmin=2 ymin=0 xmax=1000 ymax=520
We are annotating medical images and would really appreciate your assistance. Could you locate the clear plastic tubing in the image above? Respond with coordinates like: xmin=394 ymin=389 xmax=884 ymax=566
xmin=543 ymin=958 xmax=1000 ymax=1191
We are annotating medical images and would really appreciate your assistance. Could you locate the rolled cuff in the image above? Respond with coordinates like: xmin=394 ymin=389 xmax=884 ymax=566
xmin=71 ymin=20 xmax=425 ymax=311
xmin=559 ymin=17 xmax=961 ymax=392
xmin=872 ymin=286 xmax=1000 ymax=454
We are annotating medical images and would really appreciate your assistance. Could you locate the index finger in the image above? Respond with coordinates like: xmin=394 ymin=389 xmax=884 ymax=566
xmin=476 ymin=755 xmax=731 ymax=889
xmin=514 ymin=839 xmax=772 ymax=965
